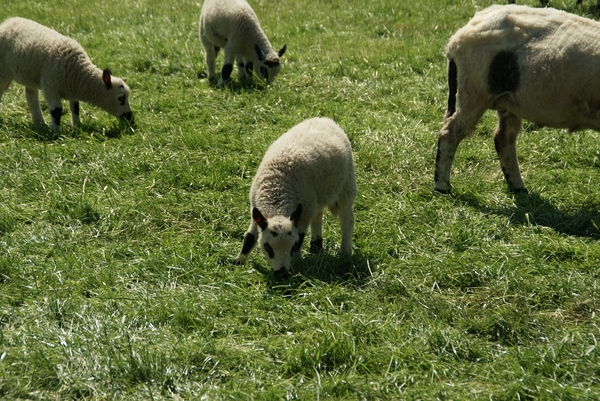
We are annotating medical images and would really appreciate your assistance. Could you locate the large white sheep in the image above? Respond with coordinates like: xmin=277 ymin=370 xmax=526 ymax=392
xmin=435 ymin=5 xmax=600 ymax=194
xmin=233 ymin=117 xmax=357 ymax=278
xmin=199 ymin=0 xmax=286 ymax=87
xmin=0 ymin=17 xmax=133 ymax=133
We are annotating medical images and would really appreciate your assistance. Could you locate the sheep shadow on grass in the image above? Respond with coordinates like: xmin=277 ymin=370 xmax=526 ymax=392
xmin=455 ymin=191 xmax=600 ymax=239
xmin=264 ymin=251 xmax=374 ymax=297
xmin=198 ymin=71 xmax=270 ymax=93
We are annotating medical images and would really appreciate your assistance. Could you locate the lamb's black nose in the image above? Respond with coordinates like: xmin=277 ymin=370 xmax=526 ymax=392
xmin=121 ymin=111 xmax=134 ymax=125
xmin=274 ymin=269 xmax=289 ymax=280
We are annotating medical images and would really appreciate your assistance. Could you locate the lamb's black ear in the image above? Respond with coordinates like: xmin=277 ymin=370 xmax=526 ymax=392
xmin=278 ymin=44 xmax=287 ymax=58
xmin=102 ymin=68 xmax=113 ymax=90
xmin=255 ymin=44 xmax=265 ymax=61
xmin=290 ymin=203 xmax=302 ymax=227
xmin=252 ymin=207 xmax=268 ymax=230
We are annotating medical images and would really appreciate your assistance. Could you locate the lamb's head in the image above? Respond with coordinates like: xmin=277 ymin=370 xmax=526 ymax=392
xmin=101 ymin=68 xmax=134 ymax=125
xmin=253 ymin=203 xmax=302 ymax=276
xmin=254 ymin=44 xmax=287 ymax=83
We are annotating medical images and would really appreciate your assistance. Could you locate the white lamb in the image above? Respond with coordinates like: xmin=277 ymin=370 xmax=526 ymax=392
xmin=435 ymin=5 xmax=600 ymax=194
xmin=0 ymin=17 xmax=133 ymax=133
xmin=234 ymin=117 xmax=357 ymax=278
xmin=199 ymin=0 xmax=286 ymax=87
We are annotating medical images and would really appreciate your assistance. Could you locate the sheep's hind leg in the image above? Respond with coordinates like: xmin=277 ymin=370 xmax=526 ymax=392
xmin=309 ymin=211 xmax=324 ymax=253
xmin=337 ymin=204 xmax=354 ymax=255
xmin=494 ymin=110 xmax=526 ymax=193
xmin=434 ymin=104 xmax=487 ymax=194
xmin=25 ymin=87 xmax=45 ymax=125
xmin=69 ymin=101 xmax=80 ymax=127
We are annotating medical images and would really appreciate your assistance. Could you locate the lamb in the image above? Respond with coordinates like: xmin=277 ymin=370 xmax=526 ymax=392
xmin=508 ymin=0 xmax=600 ymax=5
xmin=233 ymin=117 xmax=357 ymax=278
xmin=435 ymin=5 xmax=600 ymax=194
xmin=199 ymin=0 xmax=286 ymax=87
xmin=0 ymin=17 xmax=133 ymax=133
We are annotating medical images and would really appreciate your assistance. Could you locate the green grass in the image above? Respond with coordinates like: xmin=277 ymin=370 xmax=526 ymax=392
xmin=1 ymin=0 xmax=600 ymax=399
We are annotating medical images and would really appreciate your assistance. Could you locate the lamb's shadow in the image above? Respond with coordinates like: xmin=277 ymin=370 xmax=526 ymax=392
xmin=199 ymin=72 xmax=269 ymax=93
xmin=0 ymin=119 xmax=133 ymax=141
xmin=455 ymin=191 xmax=600 ymax=238
xmin=264 ymin=250 xmax=374 ymax=297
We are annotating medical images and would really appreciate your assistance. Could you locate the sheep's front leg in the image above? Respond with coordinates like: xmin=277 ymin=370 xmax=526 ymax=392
xmin=236 ymin=55 xmax=251 ymax=80
xmin=218 ymin=46 xmax=235 ymax=87
xmin=233 ymin=222 xmax=259 ymax=265
xmin=25 ymin=87 xmax=45 ymax=125
xmin=201 ymin=37 xmax=219 ymax=82
xmin=42 ymin=88 xmax=63 ymax=132
xmin=69 ymin=101 xmax=80 ymax=127
xmin=309 ymin=211 xmax=324 ymax=253
xmin=494 ymin=111 xmax=526 ymax=193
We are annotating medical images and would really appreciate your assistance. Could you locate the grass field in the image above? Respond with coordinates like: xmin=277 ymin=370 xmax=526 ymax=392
xmin=1 ymin=0 xmax=600 ymax=399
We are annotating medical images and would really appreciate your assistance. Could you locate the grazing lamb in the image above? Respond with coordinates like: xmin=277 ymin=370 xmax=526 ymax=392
xmin=435 ymin=5 xmax=600 ymax=194
xmin=0 ymin=17 xmax=133 ymax=133
xmin=233 ymin=117 xmax=357 ymax=278
xmin=199 ymin=0 xmax=286 ymax=87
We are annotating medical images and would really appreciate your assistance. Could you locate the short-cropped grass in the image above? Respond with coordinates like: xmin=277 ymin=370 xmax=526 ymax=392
xmin=1 ymin=0 xmax=599 ymax=399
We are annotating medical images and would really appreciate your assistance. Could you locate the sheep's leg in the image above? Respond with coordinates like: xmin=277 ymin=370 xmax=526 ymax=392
xmin=201 ymin=37 xmax=218 ymax=82
xmin=337 ymin=204 xmax=354 ymax=255
xmin=309 ymin=211 xmax=324 ymax=253
xmin=69 ymin=101 xmax=80 ymax=127
xmin=25 ymin=87 xmax=45 ymax=125
xmin=218 ymin=45 xmax=235 ymax=87
xmin=434 ymin=104 xmax=488 ymax=193
xmin=233 ymin=221 xmax=259 ymax=265
xmin=236 ymin=55 xmax=248 ymax=79
xmin=494 ymin=111 xmax=526 ymax=193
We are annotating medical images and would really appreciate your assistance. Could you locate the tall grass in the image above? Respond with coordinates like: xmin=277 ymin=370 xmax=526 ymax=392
xmin=0 ymin=0 xmax=599 ymax=399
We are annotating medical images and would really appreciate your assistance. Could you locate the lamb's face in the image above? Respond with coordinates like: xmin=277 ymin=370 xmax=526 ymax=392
xmin=255 ymin=45 xmax=286 ymax=83
xmin=257 ymin=215 xmax=300 ymax=273
xmin=101 ymin=69 xmax=134 ymax=125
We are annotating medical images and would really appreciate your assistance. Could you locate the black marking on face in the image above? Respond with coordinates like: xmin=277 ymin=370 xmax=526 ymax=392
xmin=255 ymin=44 xmax=265 ymax=61
xmin=221 ymin=63 xmax=234 ymax=81
xmin=117 ymin=95 xmax=126 ymax=106
xmin=264 ymin=242 xmax=275 ymax=259
xmin=241 ymin=232 xmax=256 ymax=255
xmin=310 ymin=237 xmax=323 ymax=254
xmin=488 ymin=51 xmax=520 ymax=95
xmin=245 ymin=62 xmax=253 ymax=75
xmin=447 ymin=59 xmax=457 ymax=117
xmin=72 ymin=101 xmax=80 ymax=116
xmin=270 ymin=231 xmax=278 ymax=237
xmin=263 ymin=60 xmax=280 ymax=68
xmin=50 ymin=107 xmax=63 ymax=127
xmin=291 ymin=232 xmax=306 ymax=256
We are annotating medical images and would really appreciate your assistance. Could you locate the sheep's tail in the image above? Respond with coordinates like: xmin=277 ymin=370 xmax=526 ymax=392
xmin=446 ymin=58 xmax=457 ymax=118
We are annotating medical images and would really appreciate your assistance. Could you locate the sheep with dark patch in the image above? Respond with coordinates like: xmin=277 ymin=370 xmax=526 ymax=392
xmin=435 ymin=5 xmax=600 ymax=194
xmin=234 ymin=117 xmax=357 ymax=278
xmin=0 ymin=17 xmax=133 ymax=132
xmin=199 ymin=0 xmax=286 ymax=87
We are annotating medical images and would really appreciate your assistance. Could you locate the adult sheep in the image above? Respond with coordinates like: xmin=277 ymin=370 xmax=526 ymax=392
xmin=508 ymin=0 xmax=600 ymax=5
xmin=435 ymin=5 xmax=600 ymax=194
xmin=0 ymin=17 xmax=133 ymax=133
xmin=233 ymin=117 xmax=357 ymax=278
xmin=199 ymin=0 xmax=286 ymax=87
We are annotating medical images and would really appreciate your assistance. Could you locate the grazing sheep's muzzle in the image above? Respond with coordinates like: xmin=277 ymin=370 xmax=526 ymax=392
xmin=121 ymin=111 xmax=134 ymax=125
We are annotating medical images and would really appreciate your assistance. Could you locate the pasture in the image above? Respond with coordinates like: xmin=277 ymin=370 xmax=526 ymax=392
xmin=0 ymin=0 xmax=599 ymax=399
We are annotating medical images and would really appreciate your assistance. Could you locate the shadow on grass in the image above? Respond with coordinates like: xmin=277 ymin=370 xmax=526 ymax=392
xmin=265 ymin=250 xmax=374 ymax=297
xmin=0 ymin=119 xmax=135 ymax=141
xmin=198 ymin=71 xmax=269 ymax=94
xmin=455 ymin=191 xmax=600 ymax=238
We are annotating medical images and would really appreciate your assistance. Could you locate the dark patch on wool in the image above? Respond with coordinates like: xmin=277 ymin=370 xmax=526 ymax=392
xmin=488 ymin=51 xmax=520 ymax=95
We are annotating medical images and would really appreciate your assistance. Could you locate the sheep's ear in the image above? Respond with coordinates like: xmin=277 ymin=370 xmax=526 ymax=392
xmin=290 ymin=203 xmax=302 ymax=227
xmin=252 ymin=207 xmax=268 ymax=231
xmin=277 ymin=44 xmax=286 ymax=58
xmin=102 ymin=68 xmax=113 ymax=90
xmin=254 ymin=44 xmax=265 ymax=61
